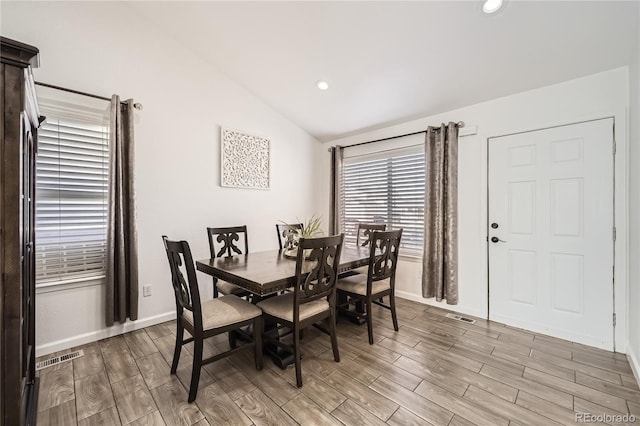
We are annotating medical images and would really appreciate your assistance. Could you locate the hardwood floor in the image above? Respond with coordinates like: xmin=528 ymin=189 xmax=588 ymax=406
xmin=36 ymin=298 xmax=640 ymax=425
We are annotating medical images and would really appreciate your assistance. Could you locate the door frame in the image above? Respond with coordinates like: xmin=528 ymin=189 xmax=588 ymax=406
xmin=486 ymin=115 xmax=626 ymax=352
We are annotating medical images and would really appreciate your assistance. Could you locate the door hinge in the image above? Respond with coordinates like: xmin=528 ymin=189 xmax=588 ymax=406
xmin=613 ymin=139 xmax=616 ymax=155
xmin=613 ymin=227 xmax=616 ymax=241
xmin=613 ymin=313 xmax=617 ymax=327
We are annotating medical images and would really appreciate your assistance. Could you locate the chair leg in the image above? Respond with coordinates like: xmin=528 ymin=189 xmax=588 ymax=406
xmin=329 ymin=309 xmax=340 ymax=362
xmin=390 ymin=292 xmax=399 ymax=331
xmin=188 ymin=337 xmax=203 ymax=403
xmin=294 ymin=324 xmax=302 ymax=388
xmin=366 ymin=300 xmax=374 ymax=345
xmin=171 ymin=320 xmax=184 ymax=374
xmin=254 ymin=316 xmax=264 ymax=371
xmin=229 ymin=330 xmax=237 ymax=349
xmin=213 ymin=278 xmax=219 ymax=298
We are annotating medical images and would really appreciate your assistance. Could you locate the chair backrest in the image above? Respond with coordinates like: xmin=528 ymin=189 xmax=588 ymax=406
xmin=367 ymin=229 xmax=403 ymax=286
xmin=276 ymin=223 xmax=303 ymax=250
xmin=207 ymin=226 xmax=249 ymax=258
xmin=293 ymin=234 xmax=344 ymax=316
xmin=162 ymin=236 xmax=203 ymax=328
xmin=356 ymin=223 xmax=387 ymax=247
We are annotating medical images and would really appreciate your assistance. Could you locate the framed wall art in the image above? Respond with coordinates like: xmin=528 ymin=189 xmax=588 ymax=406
xmin=220 ymin=128 xmax=270 ymax=189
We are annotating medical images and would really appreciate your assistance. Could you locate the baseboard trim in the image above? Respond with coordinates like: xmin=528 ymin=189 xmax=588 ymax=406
xmin=627 ymin=343 xmax=640 ymax=385
xmin=395 ymin=290 xmax=487 ymax=320
xmin=36 ymin=311 xmax=175 ymax=357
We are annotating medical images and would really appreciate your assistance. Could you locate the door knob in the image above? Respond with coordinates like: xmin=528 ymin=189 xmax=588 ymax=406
xmin=491 ymin=223 xmax=499 ymax=229
xmin=491 ymin=237 xmax=507 ymax=243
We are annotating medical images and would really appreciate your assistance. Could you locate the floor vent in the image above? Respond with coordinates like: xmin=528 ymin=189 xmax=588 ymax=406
xmin=445 ymin=313 xmax=476 ymax=324
xmin=36 ymin=350 xmax=84 ymax=371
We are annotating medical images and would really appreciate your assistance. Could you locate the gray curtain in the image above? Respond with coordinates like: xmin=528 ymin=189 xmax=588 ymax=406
xmin=106 ymin=96 xmax=139 ymax=326
xmin=422 ymin=122 xmax=458 ymax=304
xmin=329 ymin=145 xmax=344 ymax=235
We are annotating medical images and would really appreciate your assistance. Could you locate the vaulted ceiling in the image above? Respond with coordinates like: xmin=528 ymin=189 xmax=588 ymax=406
xmin=129 ymin=1 xmax=638 ymax=141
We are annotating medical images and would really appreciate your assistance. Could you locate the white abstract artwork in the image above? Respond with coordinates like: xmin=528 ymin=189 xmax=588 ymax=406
xmin=220 ymin=128 xmax=270 ymax=189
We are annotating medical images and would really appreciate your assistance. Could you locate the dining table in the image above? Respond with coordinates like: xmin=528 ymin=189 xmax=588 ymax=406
xmin=195 ymin=246 xmax=371 ymax=368
xmin=195 ymin=246 xmax=370 ymax=296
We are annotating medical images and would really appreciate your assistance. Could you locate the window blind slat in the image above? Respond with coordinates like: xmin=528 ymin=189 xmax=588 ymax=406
xmin=341 ymin=151 xmax=425 ymax=255
xmin=36 ymin=115 xmax=109 ymax=286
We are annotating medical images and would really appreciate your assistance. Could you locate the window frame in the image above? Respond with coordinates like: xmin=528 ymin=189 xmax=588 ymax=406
xmin=340 ymin=143 xmax=425 ymax=257
xmin=35 ymin=91 xmax=110 ymax=291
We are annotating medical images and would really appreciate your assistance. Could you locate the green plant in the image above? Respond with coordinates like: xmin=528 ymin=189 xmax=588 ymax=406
xmin=296 ymin=215 xmax=323 ymax=239
xmin=279 ymin=215 xmax=323 ymax=253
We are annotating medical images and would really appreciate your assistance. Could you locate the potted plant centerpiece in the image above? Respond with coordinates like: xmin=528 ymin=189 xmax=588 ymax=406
xmin=282 ymin=215 xmax=323 ymax=259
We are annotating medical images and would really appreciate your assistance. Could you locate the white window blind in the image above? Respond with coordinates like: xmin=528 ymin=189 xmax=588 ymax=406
xmin=341 ymin=146 xmax=425 ymax=255
xmin=35 ymin=107 xmax=109 ymax=287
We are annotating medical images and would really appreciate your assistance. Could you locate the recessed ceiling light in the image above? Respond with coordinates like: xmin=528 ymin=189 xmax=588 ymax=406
xmin=316 ymin=80 xmax=329 ymax=91
xmin=483 ymin=0 xmax=503 ymax=14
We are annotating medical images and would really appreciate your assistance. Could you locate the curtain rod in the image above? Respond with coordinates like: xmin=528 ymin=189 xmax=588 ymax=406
xmin=35 ymin=81 xmax=143 ymax=110
xmin=334 ymin=120 xmax=464 ymax=150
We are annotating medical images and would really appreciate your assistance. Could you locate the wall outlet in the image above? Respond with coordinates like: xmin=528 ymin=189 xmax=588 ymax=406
xmin=143 ymin=285 xmax=152 ymax=297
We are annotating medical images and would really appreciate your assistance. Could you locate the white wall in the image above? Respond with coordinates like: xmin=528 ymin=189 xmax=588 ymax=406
xmin=322 ymin=68 xmax=630 ymax=351
xmin=626 ymin=2 xmax=640 ymax=377
xmin=1 ymin=2 xmax=322 ymax=356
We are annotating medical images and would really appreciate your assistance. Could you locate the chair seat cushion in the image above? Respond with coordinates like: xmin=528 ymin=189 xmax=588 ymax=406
xmin=257 ymin=293 xmax=329 ymax=323
xmin=217 ymin=280 xmax=249 ymax=295
xmin=182 ymin=295 xmax=262 ymax=331
xmin=336 ymin=275 xmax=391 ymax=296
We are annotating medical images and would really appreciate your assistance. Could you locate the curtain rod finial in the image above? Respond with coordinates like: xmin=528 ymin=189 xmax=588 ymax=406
xmin=457 ymin=121 xmax=465 ymax=128
xmin=133 ymin=103 xmax=143 ymax=110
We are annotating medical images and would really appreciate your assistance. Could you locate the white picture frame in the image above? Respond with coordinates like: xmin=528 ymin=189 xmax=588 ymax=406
xmin=220 ymin=127 xmax=270 ymax=189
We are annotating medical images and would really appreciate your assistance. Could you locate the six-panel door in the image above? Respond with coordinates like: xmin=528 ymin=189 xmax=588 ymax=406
xmin=488 ymin=118 xmax=614 ymax=350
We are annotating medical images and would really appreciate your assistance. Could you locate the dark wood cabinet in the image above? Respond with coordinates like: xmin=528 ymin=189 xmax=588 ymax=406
xmin=1 ymin=36 xmax=41 ymax=426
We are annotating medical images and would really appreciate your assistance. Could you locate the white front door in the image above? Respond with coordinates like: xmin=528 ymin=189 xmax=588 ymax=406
xmin=488 ymin=119 xmax=614 ymax=350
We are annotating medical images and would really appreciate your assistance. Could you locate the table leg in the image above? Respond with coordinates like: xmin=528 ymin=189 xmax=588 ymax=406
xmin=337 ymin=292 xmax=366 ymax=325
xmin=265 ymin=343 xmax=295 ymax=369
xmin=245 ymin=294 xmax=297 ymax=370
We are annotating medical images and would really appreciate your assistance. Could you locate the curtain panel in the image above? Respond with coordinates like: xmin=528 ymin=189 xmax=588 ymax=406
xmin=329 ymin=145 xmax=344 ymax=235
xmin=106 ymin=96 xmax=139 ymax=326
xmin=422 ymin=122 xmax=459 ymax=304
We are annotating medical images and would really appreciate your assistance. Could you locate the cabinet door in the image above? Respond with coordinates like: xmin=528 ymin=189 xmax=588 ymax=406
xmin=21 ymin=114 xmax=36 ymax=392
xmin=1 ymin=63 xmax=26 ymax=426
xmin=20 ymin=113 xmax=38 ymax=426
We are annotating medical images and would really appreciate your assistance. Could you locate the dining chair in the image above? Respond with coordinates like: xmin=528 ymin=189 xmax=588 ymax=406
xmin=276 ymin=223 xmax=303 ymax=251
xmin=257 ymin=234 xmax=344 ymax=387
xmin=353 ymin=223 xmax=387 ymax=301
xmin=337 ymin=229 xmax=402 ymax=344
xmin=162 ymin=236 xmax=263 ymax=402
xmin=206 ymin=226 xmax=251 ymax=298
xmin=355 ymin=223 xmax=387 ymax=247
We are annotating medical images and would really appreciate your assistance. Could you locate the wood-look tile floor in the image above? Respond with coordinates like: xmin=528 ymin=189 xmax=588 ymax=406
xmin=36 ymin=297 xmax=640 ymax=425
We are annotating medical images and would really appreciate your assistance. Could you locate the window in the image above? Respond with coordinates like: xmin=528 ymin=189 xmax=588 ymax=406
xmin=341 ymin=146 xmax=425 ymax=255
xmin=35 ymin=98 xmax=109 ymax=288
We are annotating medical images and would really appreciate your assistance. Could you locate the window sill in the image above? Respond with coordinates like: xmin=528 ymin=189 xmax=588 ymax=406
xmin=399 ymin=253 xmax=422 ymax=263
xmin=36 ymin=275 xmax=104 ymax=294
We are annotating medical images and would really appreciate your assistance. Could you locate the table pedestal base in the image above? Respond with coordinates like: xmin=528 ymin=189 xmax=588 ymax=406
xmin=263 ymin=325 xmax=300 ymax=369
xmin=233 ymin=323 xmax=297 ymax=370
xmin=337 ymin=292 xmax=367 ymax=325
xmin=265 ymin=342 xmax=295 ymax=369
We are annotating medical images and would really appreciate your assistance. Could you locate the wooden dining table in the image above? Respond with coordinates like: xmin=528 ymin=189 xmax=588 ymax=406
xmin=195 ymin=246 xmax=371 ymax=296
xmin=195 ymin=246 xmax=371 ymax=368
